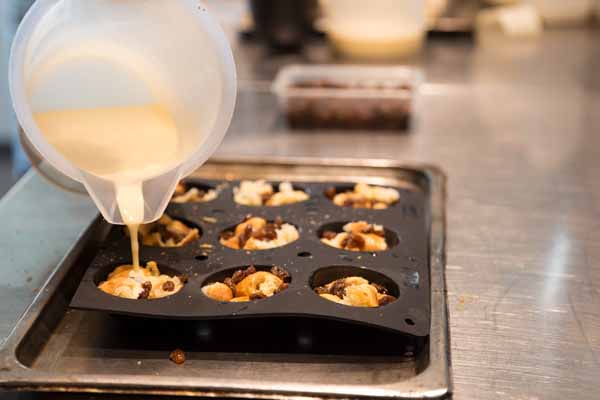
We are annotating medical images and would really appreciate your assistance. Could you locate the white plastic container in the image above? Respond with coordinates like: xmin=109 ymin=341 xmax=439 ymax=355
xmin=319 ymin=0 xmax=427 ymax=59
xmin=272 ymin=65 xmax=422 ymax=130
xmin=10 ymin=0 xmax=237 ymax=224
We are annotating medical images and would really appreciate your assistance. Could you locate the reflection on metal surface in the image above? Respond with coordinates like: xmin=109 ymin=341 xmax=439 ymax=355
xmin=542 ymin=230 xmax=570 ymax=305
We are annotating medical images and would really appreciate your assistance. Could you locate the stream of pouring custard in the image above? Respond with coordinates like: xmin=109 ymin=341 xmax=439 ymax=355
xmin=34 ymin=104 xmax=181 ymax=267
xmin=128 ymin=224 xmax=140 ymax=268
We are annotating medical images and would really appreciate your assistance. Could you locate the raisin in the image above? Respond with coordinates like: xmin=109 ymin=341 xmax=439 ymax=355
xmin=361 ymin=225 xmax=374 ymax=234
xmin=263 ymin=224 xmax=278 ymax=241
xmin=169 ymin=349 xmax=186 ymax=365
xmin=138 ymin=281 xmax=152 ymax=299
xmin=252 ymin=228 xmax=266 ymax=240
xmin=330 ymin=279 xmax=347 ymax=298
xmin=275 ymin=282 xmax=289 ymax=294
xmin=324 ymin=187 xmax=337 ymax=200
xmin=162 ymin=281 xmax=175 ymax=292
xmin=322 ymin=230 xmax=338 ymax=240
xmin=353 ymin=199 xmax=368 ymax=208
xmin=197 ymin=190 xmax=206 ymax=198
xmin=223 ymin=277 xmax=237 ymax=297
xmin=274 ymin=216 xmax=284 ymax=228
xmin=346 ymin=233 xmax=365 ymax=250
xmin=270 ymin=266 xmax=291 ymax=282
xmin=233 ymin=265 xmax=256 ymax=284
xmin=343 ymin=199 xmax=354 ymax=207
xmin=340 ymin=235 xmax=349 ymax=248
xmin=261 ymin=192 xmax=272 ymax=203
xmin=378 ymin=295 xmax=396 ymax=306
xmin=372 ymin=283 xmax=388 ymax=295
xmin=250 ymin=292 xmax=267 ymax=300
xmin=238 ymin=224 xmax=253 ymax=249
xmin=231 ymin=269 xmax=245 ymax=284
xmin=315 ymin=286 xmax=329 ymax=295
xmin=220 ymin=230 xmax=234 ymax=240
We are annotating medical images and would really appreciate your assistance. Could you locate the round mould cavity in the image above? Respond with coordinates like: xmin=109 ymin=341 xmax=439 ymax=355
xmin=201 ymin=265 xmax=292 ymax=302
xmin=324 ymin=184 xmax=400 ymax=209
xmin=94 ymin=262 xmax=186 ymax=300
xmin=310 ymin=265 xmax=399 ymax=304
xmin=131 ymin=216 xmax=203 ymax=248
xmin=220 ymin=217 xmax=299 ymax=251
xmin=171 ymin=181 xmax=219 ymax=203
xmin=233 ymin=181 xmax=310 ymax=207
xmin=317 ymin=221 xmax=399 ymax=250
xmin=94 ymin=262 xmax=183 ymax=286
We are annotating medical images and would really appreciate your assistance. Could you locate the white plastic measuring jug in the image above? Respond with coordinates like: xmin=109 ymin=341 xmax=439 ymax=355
xmin=9 ymin=0 xmax=237 ymax=225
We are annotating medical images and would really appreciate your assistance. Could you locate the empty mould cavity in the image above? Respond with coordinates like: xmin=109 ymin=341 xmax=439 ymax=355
xmin=324 ymin=183 xmax=400 ymax=209
xmin=95 ymin=262 xmax=186 ymax=300
xmin=171 ymin=180 xmax=219 ymax=203
xmin=318 ymin=221 xmax=398 ymax=252
xmin=220 ymin=216 xmax=299 ymax=250
xmin=310 ymin=266 xmax=399 ymax=308
xmin=133 ymin=215 xmax=201 ymax=247
xmin=233 ymin=180 xmax=309 ymax=206
xmin=202 ymin=265 xmax=291 ymax=302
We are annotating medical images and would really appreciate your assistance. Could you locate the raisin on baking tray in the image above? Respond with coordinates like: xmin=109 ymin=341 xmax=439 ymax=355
xmin=223 ymin=277 xmax=237 ymax=297
xmin=330 ymin=279 xmax=347 ymax=298
xmin=138 ymin=281 xmax=152 ymax=299
xmin=238 ymin=224 xmax=253 ymax=248
xmin=275 ymin=282 xmax=289 ymax=294
xmin=274 ymin=216 xmax=284 ymax=228
xmin=261 ymin=192 xmax=272 ymax=203
xmin=361 ymin=225 xmax=385 ymax=237
xmin=324 ymin=187 xmax=337 ymax=200
xmin=162 ymin=281 xmax=175 ymax=292
xmin=322 ymin=230 xmax=337 ymax=240
xmin=231 ymin=269 xmax=245 ymax=284
xmin=345 ymin=233 xmax=365 ymax=250
xmin=232 ymin=265 xmax=256 ymax=284
xmin=220 ymin=230 xmax=234 ymax=241
xmin=315 ymin=286 xmax=329 ymax=295
xmin=169 ymin=349 xmax=186 ymax=365
xmin=263 ymin=224 xmax=278 ymax=240
xmin=372 ymin=282 xmax=388 ymax=295
xmin=343 ymin=199 xmax=354 ymax=207
xmin=270 ymin=266 xmax=291 ymax=282
xmin=378 ymin=295 xmax=396 ymax=306
xmin=250 ymin=292 xmax=267 ymax=300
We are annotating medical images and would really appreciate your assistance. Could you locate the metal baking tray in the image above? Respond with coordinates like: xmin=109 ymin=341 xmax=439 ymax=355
xmin=70 ymin=175 xmax=430 ymax=337
xmin=0 ymin=157 xmax=450 ymax=399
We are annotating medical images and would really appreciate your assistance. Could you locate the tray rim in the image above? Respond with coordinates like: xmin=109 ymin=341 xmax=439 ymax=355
xmin=0 ymin=156 xmax=450 ymax=399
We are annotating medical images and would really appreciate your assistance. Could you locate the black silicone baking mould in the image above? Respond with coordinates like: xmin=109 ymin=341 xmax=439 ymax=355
xmin=70 ymin=179 xmax=430 ymax=337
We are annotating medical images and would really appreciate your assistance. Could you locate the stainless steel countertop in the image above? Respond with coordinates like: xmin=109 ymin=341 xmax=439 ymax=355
xmin=1 ymin=28 xmax=600 ymax=399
